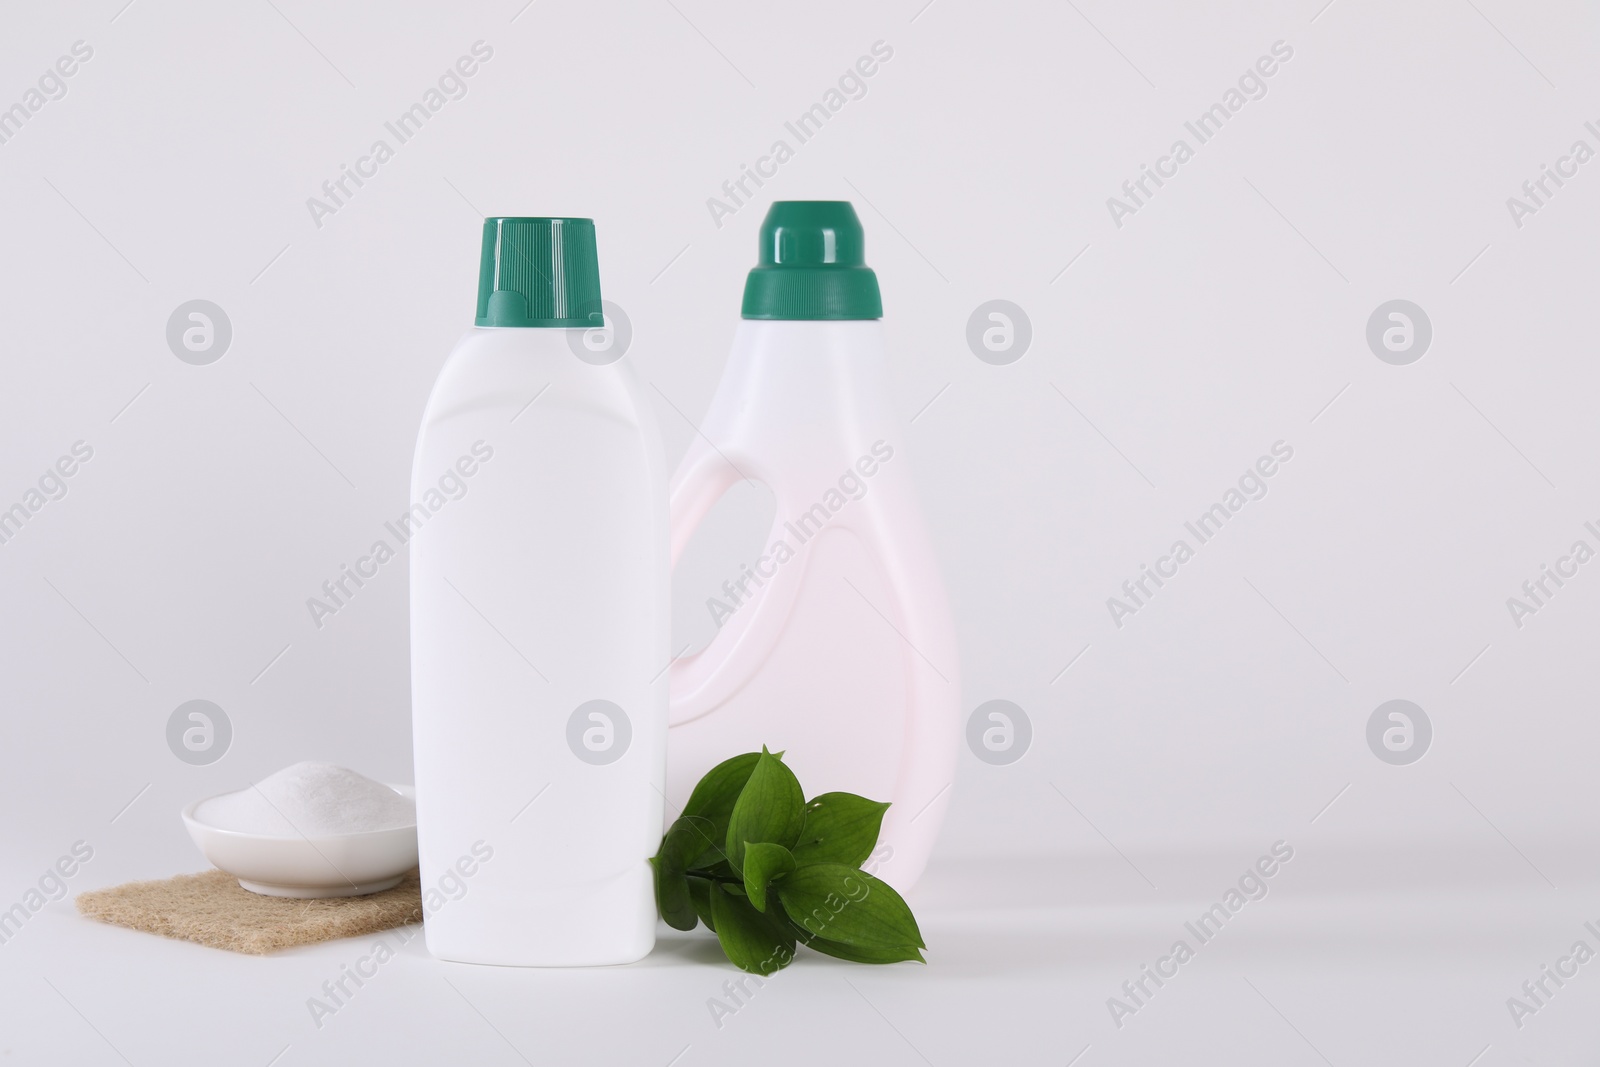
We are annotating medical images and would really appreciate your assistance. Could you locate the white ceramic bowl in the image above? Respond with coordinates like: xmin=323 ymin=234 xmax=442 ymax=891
xmin=182 ymin=785 xmax=418 ymax=898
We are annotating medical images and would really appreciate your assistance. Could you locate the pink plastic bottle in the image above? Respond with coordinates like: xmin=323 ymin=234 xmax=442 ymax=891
xmin=666 ymin=202 xmax=959 ymax=890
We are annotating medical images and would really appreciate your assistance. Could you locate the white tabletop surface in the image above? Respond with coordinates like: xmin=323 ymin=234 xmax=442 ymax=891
xmin=3 ymin=843 xmax=1593 ymax=1066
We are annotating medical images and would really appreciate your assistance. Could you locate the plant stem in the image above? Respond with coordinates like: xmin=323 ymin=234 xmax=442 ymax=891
xmin=688 ymin=871 xmax=743 ymax=887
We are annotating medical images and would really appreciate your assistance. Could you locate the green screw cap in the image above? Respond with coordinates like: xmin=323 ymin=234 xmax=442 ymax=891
xmin=475 ymin=217 xmax=604 ymax=328
xmin=741 ymin=201 xmax=882 ymax=320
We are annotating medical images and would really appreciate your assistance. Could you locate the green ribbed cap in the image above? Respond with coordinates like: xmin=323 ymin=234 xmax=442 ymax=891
xmin=475 ymin=217 xmax=604 ymax=328
xmin=741 ymin=201 xmax=882 ymax=320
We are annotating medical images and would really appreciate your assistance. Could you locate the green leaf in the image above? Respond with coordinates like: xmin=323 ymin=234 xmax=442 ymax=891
xmin=652 ymin=816 xmax=716 ymax=931
xmin=741 ymin=841 xmax=796 ymax=912
xmin=789 ymin=920 xmax=926 ymax=964
xmin=680 ymin=752 xmax=761 ymax=868
xmin=724 ymin=748 xmax=805 ymax=873
xmin=687 ymin=876 xmax=715 ymax=932
xmin=709 ymin=883 xmax=797 ymax=975
xmin=658 ymin=815 xmax=718 ymax=869
xmin=777 ymin=864 xmax=925 ymax=952
xmin=790 ymin=792 xmax=891 ymax=868
xmin=650 ymin=858 xmax=694 ymax=932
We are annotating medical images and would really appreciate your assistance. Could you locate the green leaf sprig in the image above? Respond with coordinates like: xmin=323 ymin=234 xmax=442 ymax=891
xmin=650 ymin=747 xmax=926 ymax=974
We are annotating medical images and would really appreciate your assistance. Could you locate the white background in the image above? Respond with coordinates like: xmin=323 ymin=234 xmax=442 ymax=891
xmin=2 ymin=0 xmax=1598 ymax=1064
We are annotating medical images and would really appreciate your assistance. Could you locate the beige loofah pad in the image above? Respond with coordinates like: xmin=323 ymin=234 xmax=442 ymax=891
xmin=76 ymin=868 xmax=422 ymax=955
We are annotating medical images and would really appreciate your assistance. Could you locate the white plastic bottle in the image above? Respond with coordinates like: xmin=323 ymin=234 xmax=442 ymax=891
xmin=410 ymin=217 xmax=668 ymax=965
xmin=667 ymin=202 xmax=960 ymax=891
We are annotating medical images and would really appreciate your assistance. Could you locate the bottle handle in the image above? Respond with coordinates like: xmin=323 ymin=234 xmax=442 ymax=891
xmin=667 ymin=444 xmax=812 ymax=726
